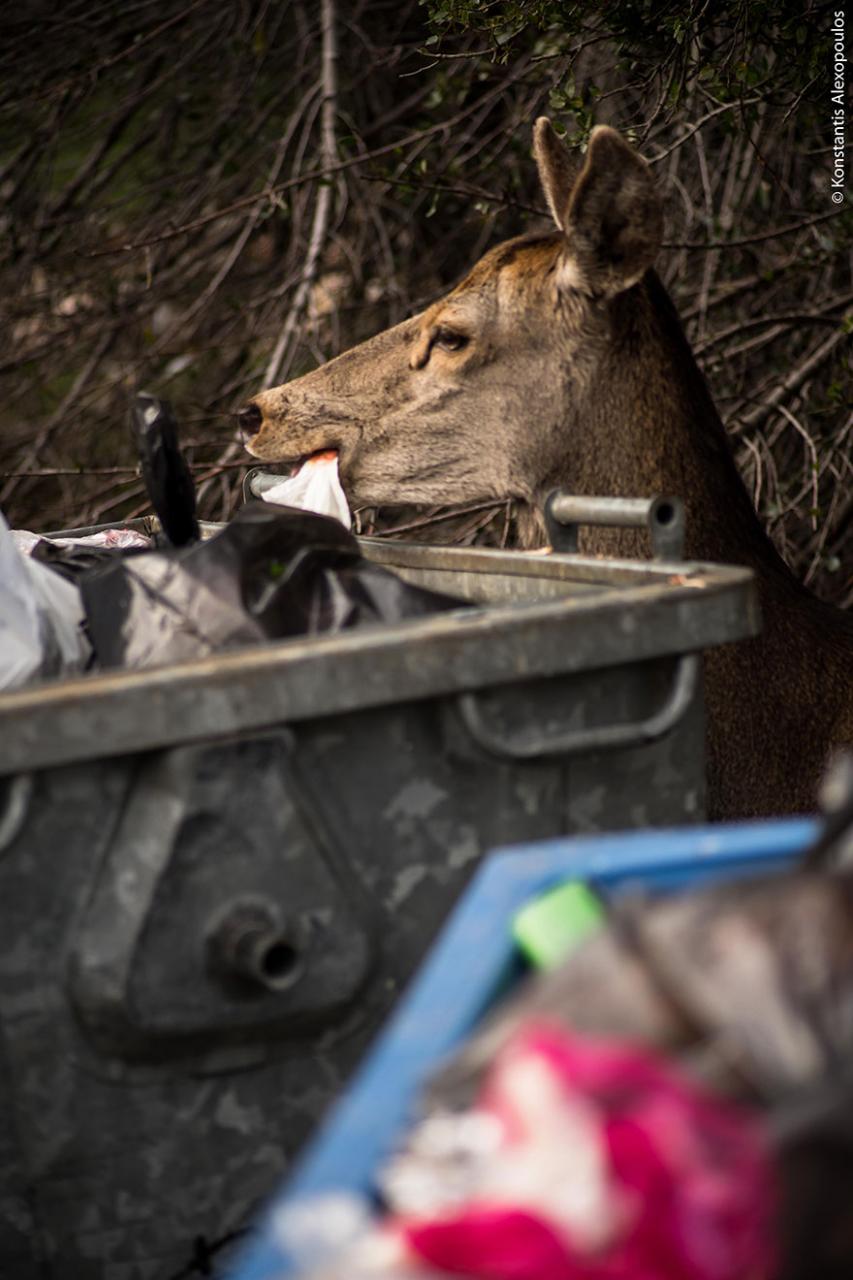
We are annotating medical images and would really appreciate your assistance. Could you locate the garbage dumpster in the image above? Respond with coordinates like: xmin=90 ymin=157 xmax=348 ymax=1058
xmin=229 ymin=817 xmax=816 ymax=1280
xmin=0 ymin=523 xmax=757 ymax=1279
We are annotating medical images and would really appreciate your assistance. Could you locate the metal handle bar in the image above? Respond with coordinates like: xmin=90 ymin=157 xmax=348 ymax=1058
xmin=456 ymin=654 xmax=699 ymax=761
xmin=544 ymin=490 xmax=686 ymax=560
xmin=243 ymin=467 xmax=293 ymax=503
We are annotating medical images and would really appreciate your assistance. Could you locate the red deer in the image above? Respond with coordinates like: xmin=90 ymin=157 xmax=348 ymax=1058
xmin=239 ymin=119 xmax=853 ymax=819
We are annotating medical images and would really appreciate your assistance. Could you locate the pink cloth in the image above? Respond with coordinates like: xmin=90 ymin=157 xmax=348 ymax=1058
xmin=400 ymin=1026 xmax=778 ymax=1280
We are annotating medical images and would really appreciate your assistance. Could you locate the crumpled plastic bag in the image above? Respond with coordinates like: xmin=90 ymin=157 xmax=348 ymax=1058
xmin=256 ymin=451 xmax=352 ymax=529
xmin=0 ymin=509 xmax=92 ymax=690
xmin=80 ymin=500 xmax=467 ymax=670
xmin=13 ymin=526 xmax=151 ymax=557
xmin=25 ymin=532 xmax=152 ymax=587
xmin=386 ymin=1025 xmax=778 ymax=1280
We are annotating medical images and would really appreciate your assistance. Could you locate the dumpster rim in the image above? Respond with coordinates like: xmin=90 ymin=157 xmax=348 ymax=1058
xmin=0 ymin=544 xmax=757 ymax=775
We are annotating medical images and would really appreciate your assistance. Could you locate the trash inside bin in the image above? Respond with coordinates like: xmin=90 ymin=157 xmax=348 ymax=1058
xmin=384 ymin=1026 xmax=777 ymax=1280
xmin=132 ymin=392 xmax=201 ymax=547
xmin=0 ymin=510 xmax=91 ymax=690
xmin=81 ymin=501 xmax=467 ymax=670
xmin=429 ymin=857 xmax=853 ymax=1108
xmin=0 ymin=516 xmax=758 ymax=1278
xmin=11 ymin=396 xmax=460 ymax=677
xmin=230 ymin=820 xmax=815 ymax=1280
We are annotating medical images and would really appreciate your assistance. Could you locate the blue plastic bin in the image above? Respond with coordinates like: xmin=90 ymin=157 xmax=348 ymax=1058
xmin=228 ymin=818 xmax=816 ymax=1280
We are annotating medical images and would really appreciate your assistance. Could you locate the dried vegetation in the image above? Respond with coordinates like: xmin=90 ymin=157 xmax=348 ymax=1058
xmin=1 ymin=0 xmax=850 ymax=602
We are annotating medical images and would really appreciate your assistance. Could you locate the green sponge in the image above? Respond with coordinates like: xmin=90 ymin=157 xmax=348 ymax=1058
xmin=512 ymin=880 xmax=605 ymax=969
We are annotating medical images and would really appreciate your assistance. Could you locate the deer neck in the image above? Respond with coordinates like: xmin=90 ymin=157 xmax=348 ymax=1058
xmin=560 ymin=272 xmax=798 ymax=590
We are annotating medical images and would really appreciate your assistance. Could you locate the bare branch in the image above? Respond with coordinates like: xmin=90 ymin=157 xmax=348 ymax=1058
xmin=263 ymin=0 xmax=339 ymax=389
xmin=370 ymin=500 xmax=507 ymax=538
xmin=739 ymin=326 xmax=852 ymax=432
xmin=664 ymin=209 xmax=844 ymax=251
xmin=694 ymin=293 xmax=853 ymax=355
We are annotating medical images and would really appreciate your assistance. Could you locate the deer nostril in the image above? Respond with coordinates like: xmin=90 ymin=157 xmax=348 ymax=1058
xmin=237 ymin=403 xmax=262 ymax=440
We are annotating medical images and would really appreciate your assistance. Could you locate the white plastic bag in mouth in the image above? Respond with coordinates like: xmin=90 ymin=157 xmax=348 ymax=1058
xmin=258 ymin=451 xmax=352 ymax=529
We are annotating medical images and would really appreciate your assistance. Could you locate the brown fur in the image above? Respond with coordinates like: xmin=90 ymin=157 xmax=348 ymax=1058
xmin=244 ymin=120 xmax=853 ymax=818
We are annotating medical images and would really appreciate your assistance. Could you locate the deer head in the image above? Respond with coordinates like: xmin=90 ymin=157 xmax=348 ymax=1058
xmin=239 ymin=120 xmax=853 ymax=821
xmin=239 ymin=121 xmax=663 ymax=519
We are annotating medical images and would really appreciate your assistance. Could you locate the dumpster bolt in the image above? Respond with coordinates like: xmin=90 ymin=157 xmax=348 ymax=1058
xmin=208 ymin=901 xmax=302 ymax=993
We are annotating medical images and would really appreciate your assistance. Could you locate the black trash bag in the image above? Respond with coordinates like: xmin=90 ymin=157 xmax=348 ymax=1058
xmin=80 ymin=501 xmax=468 ymax=670
xmin=132 ymin=392 xmax=200 ymax=547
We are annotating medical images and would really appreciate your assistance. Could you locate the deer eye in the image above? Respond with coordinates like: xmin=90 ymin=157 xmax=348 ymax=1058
xmin=434 ymin=326 xmax=469 ymax=353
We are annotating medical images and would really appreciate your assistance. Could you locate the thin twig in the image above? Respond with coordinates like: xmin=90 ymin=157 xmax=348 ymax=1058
xmin=84 ymin=60 xmax=537 ymax=257
xmin=263 ymin=0 xmax=339 ymax=390
xmin=694 ymin=296 xmax=853 ymax=356
xmin=664 ymin=209 xmax=844 ymax=251
xmin=372 ymin=500 xmax=506 ymax=538
xmin=775 ymin=403 xmax=819 ymax=532
xmin=740 ymin=326 xmax=851 ymax=431
xmin=0 ymin=329 xmax=115 ymax=507
xmin=0 ymin=460 xmax=248 ymax=479
xmin=150 ymin=79 xmax=324 ymax=358
xmin=649 ymin=95 xmax=763 ymax=164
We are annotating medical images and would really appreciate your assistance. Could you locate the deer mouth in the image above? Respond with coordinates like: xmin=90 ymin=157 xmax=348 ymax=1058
xmin=278 ymin=447 xmax=340 ymax=478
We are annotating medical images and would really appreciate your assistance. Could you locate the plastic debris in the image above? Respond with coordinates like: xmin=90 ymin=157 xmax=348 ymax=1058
xmin=270 ymin=1194 xmax=428 ymax=1279
xmin=292 ymin=1026 xmax=777 ymax=1280
xmin=5 ymin=395 xmax=465 ymax=678
xmin=385 ymin=1026 xmax=778 ymax=1280
xmin=0 ymin=509 xmax=91 ymax=691
xmin=427 ymin=866 xmax=853 ymax=1114
xmin=13 ymin=527 xmax=151 ymax=556
xmin=80 ymin=501 xmax=467 ymax=670
xmin=257 ymin=451 xmax=352 ymax=529
xmin=132 ymin=392 xmax=200 ymax=546
xmin=512 ymin=880 xmax=605 ymax=970
xmin=26 ymin=533 xmax=152 ymax=587
xmin=268 ymin=788 xmax=853 ymax=1280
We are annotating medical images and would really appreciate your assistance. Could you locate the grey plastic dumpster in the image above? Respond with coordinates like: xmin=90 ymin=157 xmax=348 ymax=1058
xmin=0 ymin=528 xmax=757 ymax=1279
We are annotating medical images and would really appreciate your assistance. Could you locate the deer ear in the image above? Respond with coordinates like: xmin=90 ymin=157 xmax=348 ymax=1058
xmin=533 ymin=117 xmax=578 ymax=232
xmin=563 ymin=125 xmax=662 ymax=295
